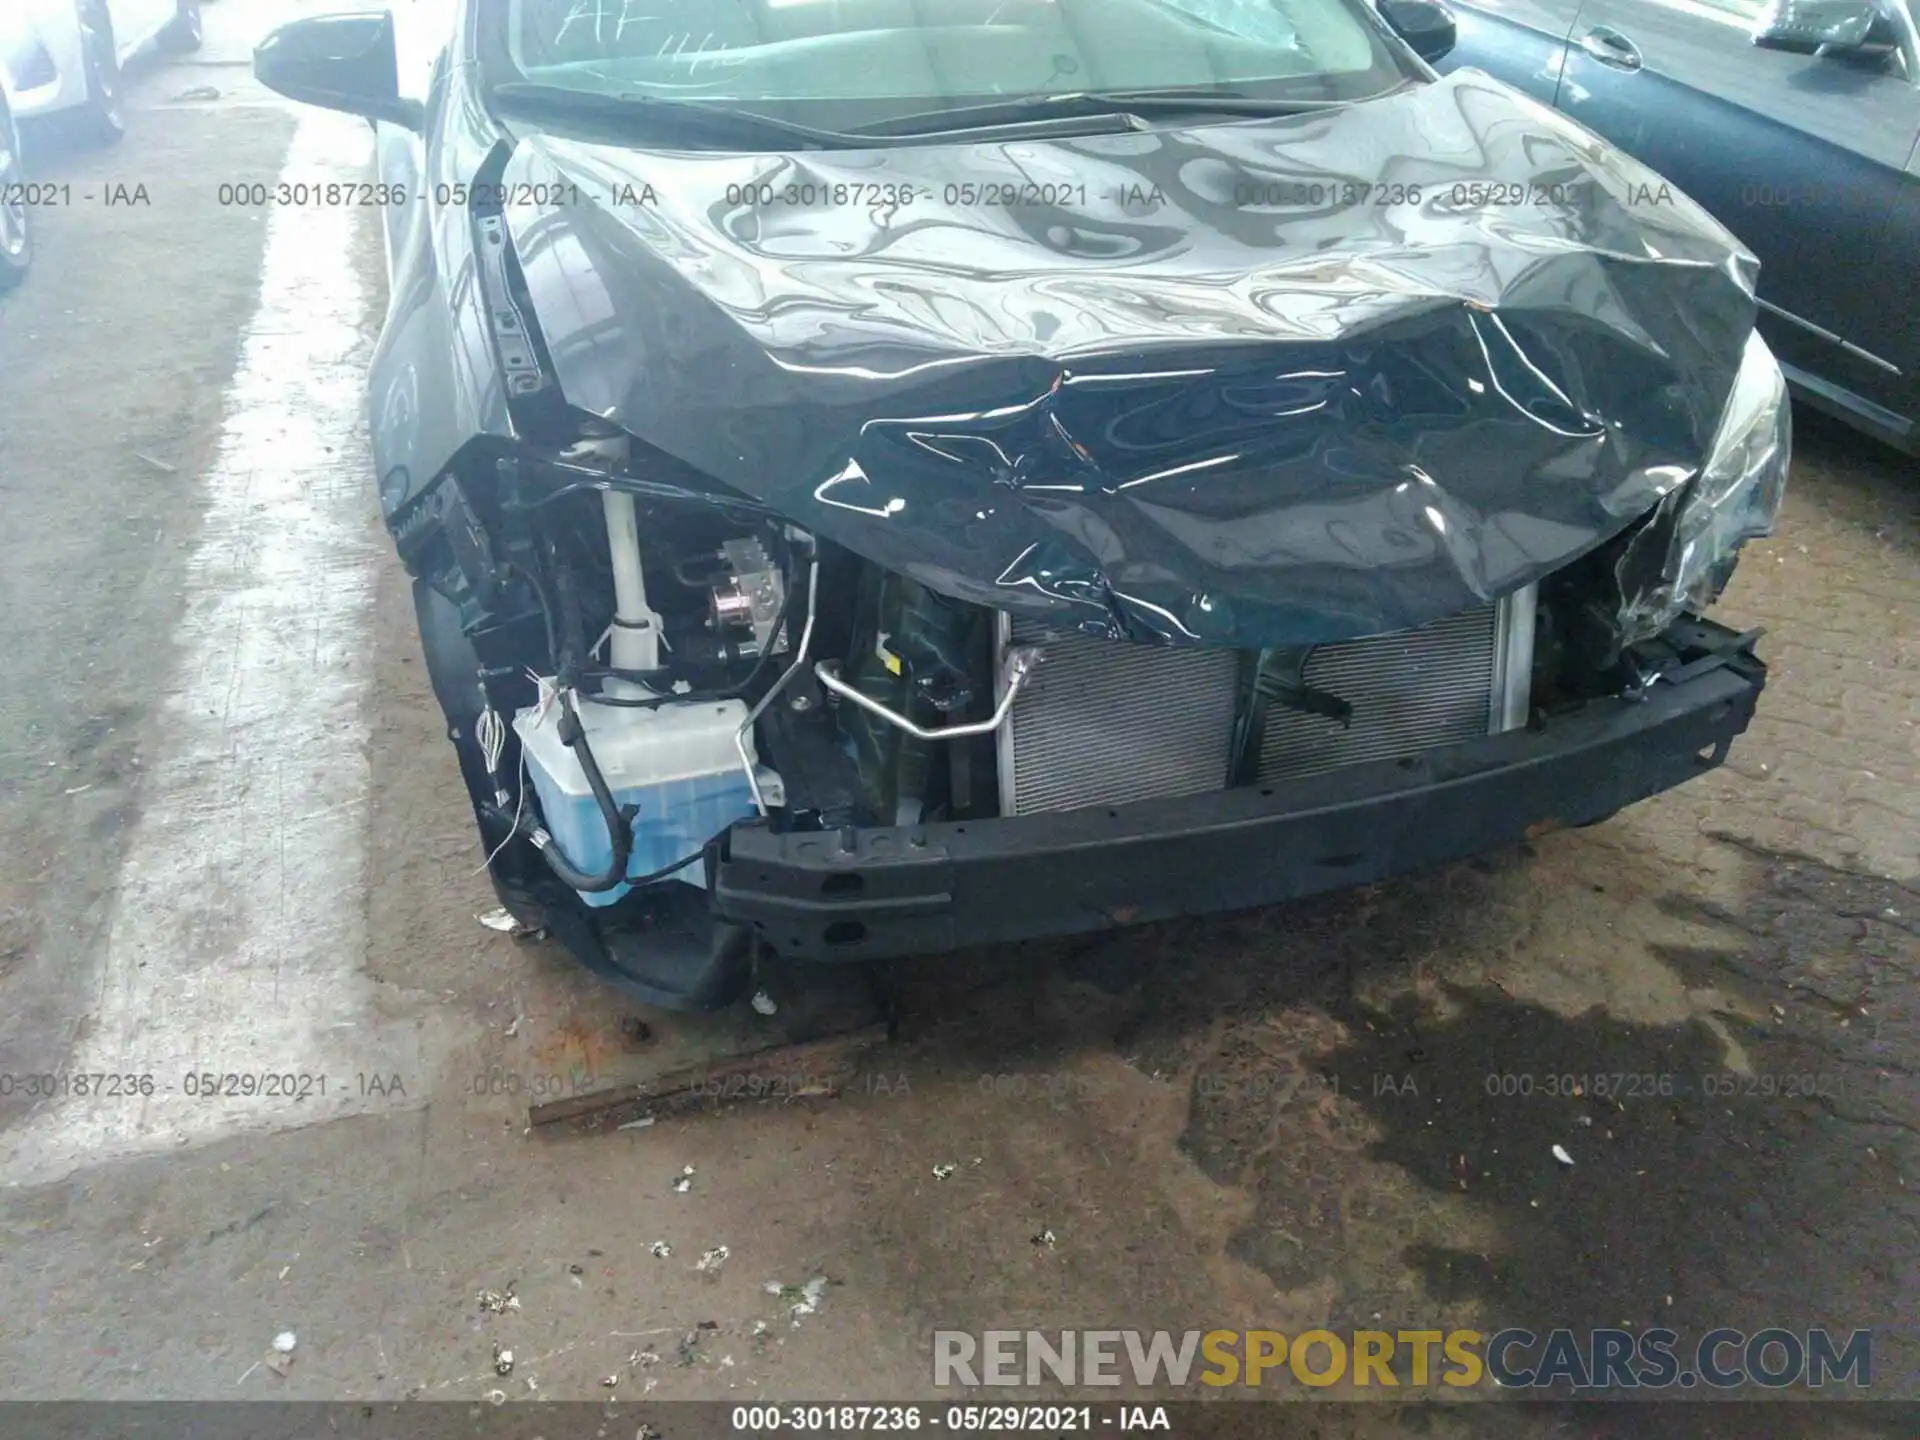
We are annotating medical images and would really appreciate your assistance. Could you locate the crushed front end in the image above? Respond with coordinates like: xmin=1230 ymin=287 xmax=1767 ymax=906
xmin=711 ymin=333 xmax=1784 ymax=963
xmin=380 ymin=72 xmax=1789 ymax=1010
xmin=404 ymin=330 xmax=1783 ymax=1009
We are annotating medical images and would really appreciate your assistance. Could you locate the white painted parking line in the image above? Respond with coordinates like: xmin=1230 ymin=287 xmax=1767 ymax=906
xmin=2 ymin=112 xmax=421 ymax=1186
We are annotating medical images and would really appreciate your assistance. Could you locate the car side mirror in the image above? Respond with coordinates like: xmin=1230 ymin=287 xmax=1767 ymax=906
xmin=255 ymin=12 xmax=425 ymax=131
xmin=1750 ymin=0 xmax=1886 ymax=52
xmin=1378 ymin=0 xmax=1458 ymax=64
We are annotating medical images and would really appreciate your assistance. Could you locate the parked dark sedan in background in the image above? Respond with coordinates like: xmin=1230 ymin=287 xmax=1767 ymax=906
xmin=1442 ymin=0 xmax=1920 ymax=453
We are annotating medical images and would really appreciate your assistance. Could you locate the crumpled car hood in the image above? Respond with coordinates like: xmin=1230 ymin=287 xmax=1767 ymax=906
xmin=501 ymin=70 xmax=1757 ymax=647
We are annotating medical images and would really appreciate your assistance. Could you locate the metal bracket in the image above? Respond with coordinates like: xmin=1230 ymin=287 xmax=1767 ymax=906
xmin=1627 ymin=624 xmax=1766 ymax=700
xmin=736 ymin=552 xmax=821 ymax=814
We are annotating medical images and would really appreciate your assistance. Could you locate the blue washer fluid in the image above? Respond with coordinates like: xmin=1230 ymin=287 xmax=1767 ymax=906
xmin=513 ymin=691 xmax=760 ymax=908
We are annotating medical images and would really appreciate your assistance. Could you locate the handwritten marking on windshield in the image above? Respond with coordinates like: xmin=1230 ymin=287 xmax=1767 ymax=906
xmin=550 ymin=2 xmax=749 ymax=72
xmin=659 ymin=33 xmax=749 ymax=74
xmin=553 ymin=1 xmax=658 ymax=45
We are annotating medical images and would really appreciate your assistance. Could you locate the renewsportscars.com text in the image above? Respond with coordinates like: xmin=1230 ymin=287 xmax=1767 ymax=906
xmin=933 ymin=1327 xmax=1871 ymax=1390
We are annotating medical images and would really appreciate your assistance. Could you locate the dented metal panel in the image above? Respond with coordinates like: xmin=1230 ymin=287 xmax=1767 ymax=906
xmin=500 ymin=70 xmax=1757 ymax=650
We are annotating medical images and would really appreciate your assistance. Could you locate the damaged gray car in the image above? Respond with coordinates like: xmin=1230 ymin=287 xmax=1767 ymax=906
xmin=255 ymin=0 xmax=1787 ymax=1009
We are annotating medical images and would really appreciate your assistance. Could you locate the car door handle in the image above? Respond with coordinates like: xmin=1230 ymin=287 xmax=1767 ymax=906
xmin=1578 ymin=26 xmax=1643 ymax=70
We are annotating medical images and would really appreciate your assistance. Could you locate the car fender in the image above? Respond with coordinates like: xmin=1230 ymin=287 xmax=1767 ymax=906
xmin=366 ymin=62 xmax=516 ymax=526
xmin=3 ymin=4 xmax=88 ymax=120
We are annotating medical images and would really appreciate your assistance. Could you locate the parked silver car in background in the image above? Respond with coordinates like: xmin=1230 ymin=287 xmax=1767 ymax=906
xmin=1442 ymin=0 xmax=1920 ymax=453
xmin=0 ymin=0 xmax=204 ymax=289
xmin=0 ymin=82 xmax=27 ymax=289
xmin=0 ymin=0 xmax=202 ymax=145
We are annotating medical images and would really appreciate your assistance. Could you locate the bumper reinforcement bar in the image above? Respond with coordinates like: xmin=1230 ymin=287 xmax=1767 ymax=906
xmin=713 ymin=619 xmax=1765 ymax=962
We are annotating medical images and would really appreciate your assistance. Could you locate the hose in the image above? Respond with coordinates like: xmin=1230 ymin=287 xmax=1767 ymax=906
xmin=511 ymin=524 xmax=795 ymax=889
xmin=527 ymin=689 xmax=637 ymax=893
xmin=625 ymin=849 xmax=704 ymax=886
xmin=522 ymin=696 xmax=705 ymax=892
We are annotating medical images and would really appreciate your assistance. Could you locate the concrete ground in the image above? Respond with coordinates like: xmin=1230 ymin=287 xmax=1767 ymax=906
xmin=0 ymin=4 xmax=1913 ymax=1433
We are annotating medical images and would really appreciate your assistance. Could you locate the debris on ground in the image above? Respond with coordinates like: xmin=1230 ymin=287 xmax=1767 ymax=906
xmin=751 ymin=989 xmax=779 ymax=1016
xmin=631 ymin=1349 xmax=661 ymax=1368
xmin=1031 ymin=1228 xmax=1057 ymax=1249
xmin=617 ymin=1116 xmax=656 ymax=1131
xmin=696 ymin=1246 xmax=730 ymax=1273
xmin=603 ymin=1374 xmax=620 ymax=1388
xmin=133 ymin=451 xmax=179 ymax=474
xmin=766 ymin=1276 xmax=828 ymax=1325
xmin=650 ymin=1241 xmax=672 ymax=1258
xmin=1575 ymin=1115 xmax=1594 ymax=1128
xmin=931 ymin=1163 xmax=955 ymax=1180
xmin=672 ymin=1166 xmax=695 ymax=1193
xmin=1552 ymin=1144 xmax=1575 ymax=1167
xmin=483 ymin=1389 xmax=506 ymax=1406
xmin=503 ymin=1015 xmax=520 ymax=1039
xmin=476 ymin=909 xmax=547 ymax=940
xmin=492 ymin=1345 xmax=513 ymax=1376
xmin=477 ymin=1284 xmax=521 ymax=1314
xmin=528 ymin=1024 xmax=888 ymax=1132
xmin=790 ymin=1277 xmax=827 ymax=1324
xmin=271 ymin=1332 xmax=296 ymax=1354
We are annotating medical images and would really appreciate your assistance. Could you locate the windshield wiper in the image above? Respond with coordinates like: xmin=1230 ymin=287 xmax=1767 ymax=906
xmin=848 ymin=85 xmax=1407 ymax=139
xmin=489 ymin=82 xmax=859 ymax=149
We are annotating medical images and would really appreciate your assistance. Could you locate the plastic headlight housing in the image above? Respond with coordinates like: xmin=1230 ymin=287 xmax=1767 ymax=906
xmin=1616 ymin=328 xmax=1790 ymax=645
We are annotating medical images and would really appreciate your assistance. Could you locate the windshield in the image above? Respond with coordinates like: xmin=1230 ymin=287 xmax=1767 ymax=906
xmin=482 ymin=0 xmax=1415 ymax=134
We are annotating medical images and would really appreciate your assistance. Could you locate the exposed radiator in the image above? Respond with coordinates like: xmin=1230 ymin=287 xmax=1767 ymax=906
xmin=995 ymin=590 xmax=1534 ymax=816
